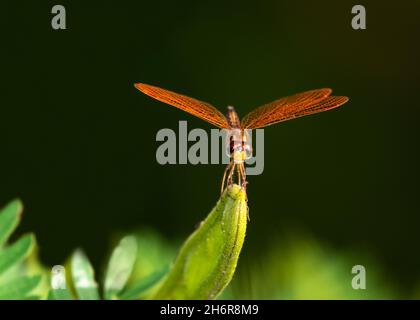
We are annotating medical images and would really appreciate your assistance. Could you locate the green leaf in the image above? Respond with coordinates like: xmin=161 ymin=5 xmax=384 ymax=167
xmin=150 ymin=184 xmax=248 ymax=299
xmin=0 ymin=199 xmax=22 ymax=247
xmin=118 ymin=266 xmax=169 ymax=300
xmin=0 ymin=234 xmax=34 ymax=276
xmin=71 ymin=249 xmax=100 ymax=300
xmin=104 ymin=235 xmax=138 ymax=299
xmin=0 ymin=275 xmax=42 ymax=299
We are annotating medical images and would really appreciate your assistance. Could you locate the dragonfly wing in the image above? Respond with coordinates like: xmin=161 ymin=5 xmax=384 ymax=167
xmin=241 ymin=88 xmax=348 ymax=129
xmin=134 ymin=83 xmax=229 ymax=128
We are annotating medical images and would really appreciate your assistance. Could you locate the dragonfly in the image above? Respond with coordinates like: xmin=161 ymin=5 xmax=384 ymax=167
xmin=134 ymin=83 xmax=349 ymax=193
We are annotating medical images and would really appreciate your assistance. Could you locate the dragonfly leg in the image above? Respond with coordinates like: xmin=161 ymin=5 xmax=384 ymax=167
xmin=239 ymin=164 xmax=247 ymax=188
xmin=221 ymin=161 xmax=232 ymax=195
xmin=227 ymin=163 xmax=236 ymax=187
xmin=237 ymin=165 xmax=241 ymax=186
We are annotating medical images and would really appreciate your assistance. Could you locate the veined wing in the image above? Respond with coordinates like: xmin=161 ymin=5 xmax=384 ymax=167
xmin=241 ymin=88 xmax=348 ymax=129
xmin=134 ymin=83 xmax=229 ymax=128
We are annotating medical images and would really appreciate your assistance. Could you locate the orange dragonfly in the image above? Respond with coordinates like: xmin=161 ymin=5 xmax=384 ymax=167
xmin=134 ymin=83 xmax=348 ymax=192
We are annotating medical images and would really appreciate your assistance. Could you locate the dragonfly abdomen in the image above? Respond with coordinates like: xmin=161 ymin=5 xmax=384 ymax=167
xmin=226 ymin=106 xmax=241 ymax=128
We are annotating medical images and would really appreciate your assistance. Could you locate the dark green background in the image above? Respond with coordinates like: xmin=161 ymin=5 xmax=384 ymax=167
xmin=1 ymin=1 xmax=419 ymax=293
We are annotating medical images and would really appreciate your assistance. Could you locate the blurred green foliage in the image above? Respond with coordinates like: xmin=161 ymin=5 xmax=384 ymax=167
xmin=225 ymin=235 xmax=398 ymax=299
xmin=48 ymin=185 xmax=247 ymax=300
xmin=135 ymin=228 xmax=402 ymax=299
xmin=48 ymin=235 xmax=166 ymax=300
xmin=1 ymin=196 xmax=419 ymax=300
xmin=0 ymin=200 xmax=46 ymax=299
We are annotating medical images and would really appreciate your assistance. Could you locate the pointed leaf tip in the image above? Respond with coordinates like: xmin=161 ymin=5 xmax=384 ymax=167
xmin=151 ymin=184 xmax=248 ymax=299
xmin=0 ymin=199 xmax=24 ymax=247
xmin=104 ymin=235 xmax=138 ymax=299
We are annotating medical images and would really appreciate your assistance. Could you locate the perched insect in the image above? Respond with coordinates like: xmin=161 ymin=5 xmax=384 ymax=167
xmin=134 ymin=83 xmax=349 ymax=192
